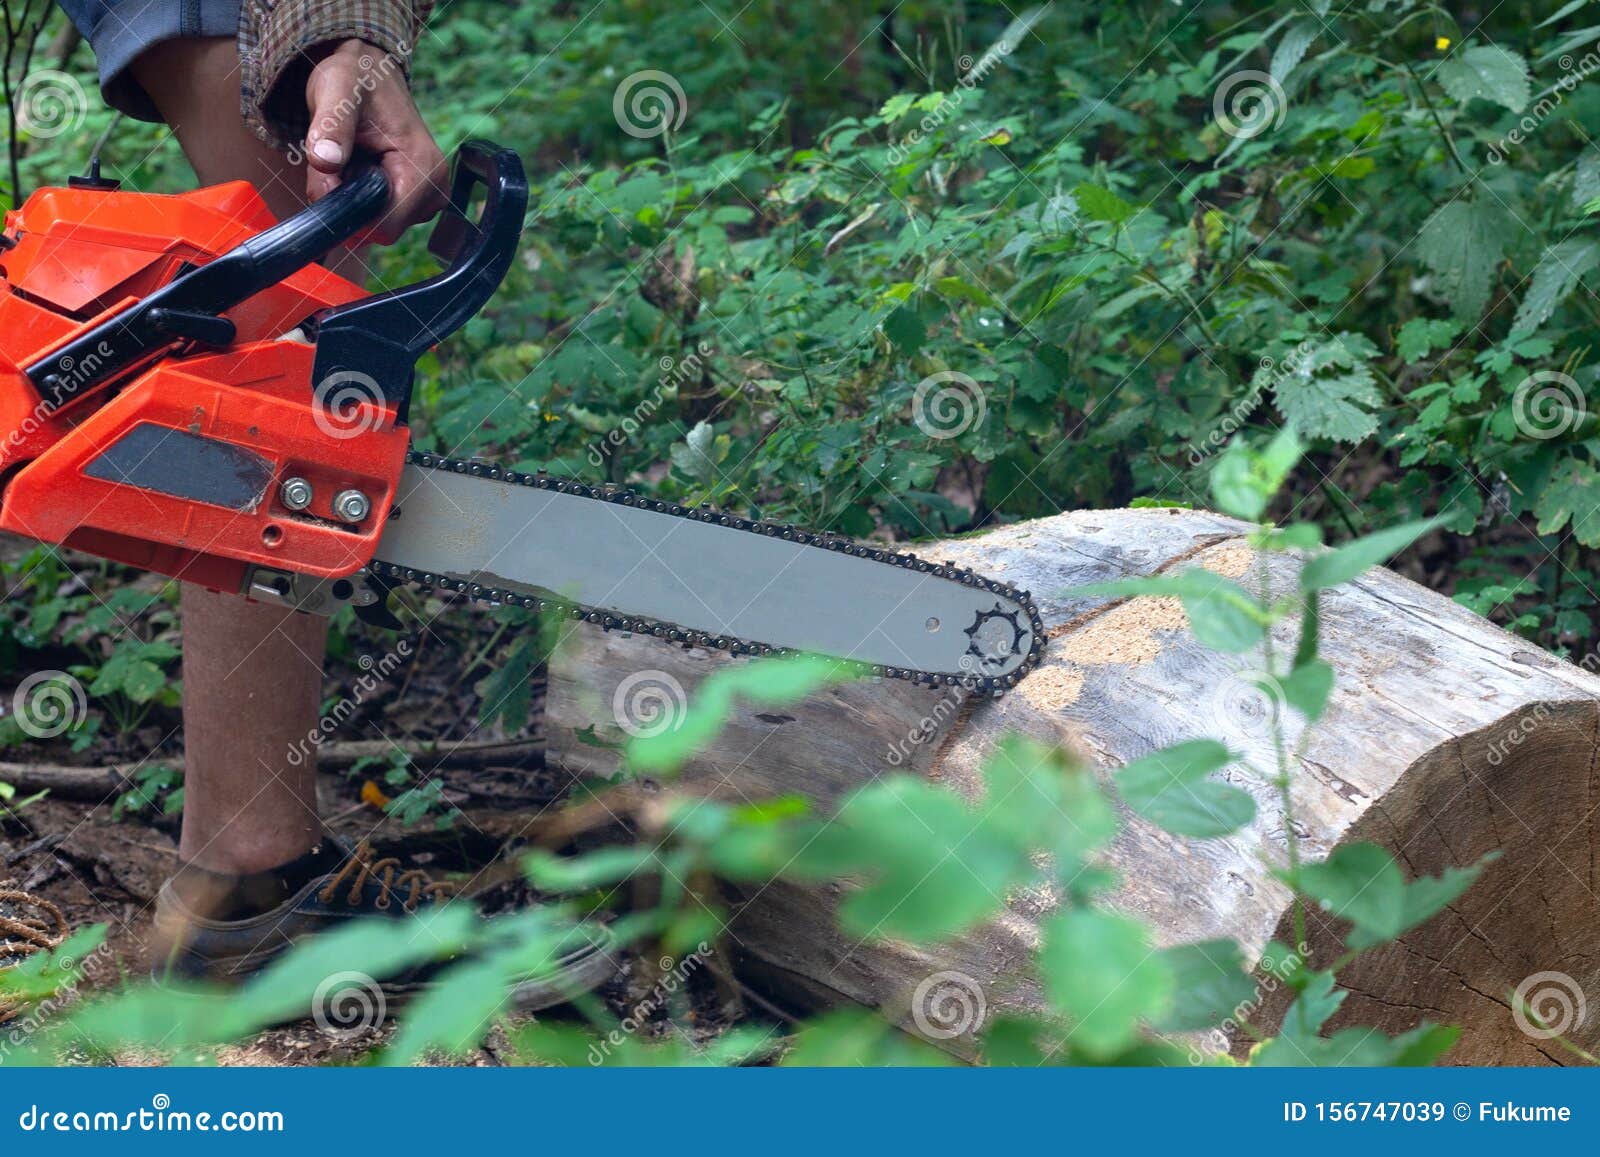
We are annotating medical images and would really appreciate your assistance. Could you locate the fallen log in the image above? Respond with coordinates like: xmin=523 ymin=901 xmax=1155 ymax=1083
xmin=547 ymin=506 xmax=1600 ymax=1064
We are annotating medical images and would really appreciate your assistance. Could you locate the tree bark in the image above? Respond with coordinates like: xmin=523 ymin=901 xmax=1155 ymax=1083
xmin=546 ymin=506 xmax=1600 ymax=1064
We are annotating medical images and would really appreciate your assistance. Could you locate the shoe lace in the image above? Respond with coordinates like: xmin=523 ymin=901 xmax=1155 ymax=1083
xmin=0 ymin=880 xmax=67 ymax=973
xmin=316 ymin=842 xmax=456 ymax=913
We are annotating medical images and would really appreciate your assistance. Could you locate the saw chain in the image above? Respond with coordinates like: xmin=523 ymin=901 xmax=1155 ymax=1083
xmin=359 ymin=451 xmax=1046 ymax=697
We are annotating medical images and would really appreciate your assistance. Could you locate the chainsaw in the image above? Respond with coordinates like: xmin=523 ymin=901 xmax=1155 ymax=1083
xmin=0 ymin=142 xmax=1043 ymax=695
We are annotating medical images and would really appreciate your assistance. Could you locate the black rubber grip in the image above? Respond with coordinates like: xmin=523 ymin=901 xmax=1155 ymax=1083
xmin=238 ymin=168 xmax=389 ymax=285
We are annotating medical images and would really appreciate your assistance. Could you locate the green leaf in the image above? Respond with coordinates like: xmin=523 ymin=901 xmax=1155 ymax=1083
xmin=0 ymin=925 xmax=107 ymax=1001
xmin=669 ymin=420 xmax=731 ymax=483
xmin=1155 ymin=939 xmax=1258 ymax=1032
xmin=1387 ymin=1022 xmax=1461 ymax=1066
xmin=1511 ymin=239 xmax=1600 ymax=335
xmin=794 ymin=778 xmax=1024 ymax=941
xmin=1116 ymin=739 xmax=1255 ymax=839
xmin=523 ymin=846 xmax=657 ymax=892
xmin=385 ymin=957 xmax=509 ymax=1063
xmin=1536 ymin=458 xmax=1600 ymax=546
xmin=1436 ymin=45 xmax=1530 ymax=112
xmin=1294 ymin=843 xmax=1489 ymax=949
xmin=119 ymin=660 xmax=167 ymax=704
xmin=1270 ymin=21 xmax=1317 ymax=82
xmin=1072 ymin=182 xmax=1135 ymax=224
xmin=1277 ymin=969 xmax=1344 ymax=1040
xmin=792 ymin=739 xmax=1114 ymax=942
xmin=1395 ymin=317 xmax=1462 ymax=362
xmin=236 ymin=907 xmax=479 ymax=1031
xmin=1255 ymin=1004 xmax=1458 ymax=1066
xmin=1041 ymin=908 xmax=1174 ymax=1057
xmin=1272 ymin=363 xmax=1381 ymax=444
xmin=1298 ymin=516 xmax=1446 ymax=593
xmin=982 ymin=737 xmax=1119 ymax=869
xmin=1210 ymin=428 xmax=1302 ymax=520
xmin=476 ymin=633 xmax=542 ymax=735
xmin=878 ymin=93 xmax=917 ymax=121
xmin=932 ymin=276 xmax=996 ymax=306
xmin=1278 ymin=659 xmax=1334 ymax=721
xmin=1416 ymin=198 xmax=1513 ymax=320
xmin=783 ymin=1007 xmax=955 ymax=1066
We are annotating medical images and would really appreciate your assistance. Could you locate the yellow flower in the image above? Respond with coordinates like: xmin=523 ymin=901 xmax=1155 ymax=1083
xmin=1435 ymin=36 xmax=1451 ymax=51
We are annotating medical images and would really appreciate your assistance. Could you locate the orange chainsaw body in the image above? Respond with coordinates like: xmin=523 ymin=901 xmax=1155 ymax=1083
xmin=0 ymin=179 xmax=408 ymax=595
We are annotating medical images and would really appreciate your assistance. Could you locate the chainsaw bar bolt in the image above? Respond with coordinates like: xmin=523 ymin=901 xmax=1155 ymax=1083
xmin=280 ymin=477 xmax=314 ymax=511
xmin=333 ymin=489 xmax=372 ymax=524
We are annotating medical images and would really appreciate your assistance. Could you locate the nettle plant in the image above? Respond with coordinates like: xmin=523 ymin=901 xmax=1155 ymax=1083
xmin=1 ymin=434 xmax=1507 ymax=1066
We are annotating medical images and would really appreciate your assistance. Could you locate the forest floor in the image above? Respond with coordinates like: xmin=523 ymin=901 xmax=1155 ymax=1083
xmin=0 ymin=575 xmax=756 ymax=1065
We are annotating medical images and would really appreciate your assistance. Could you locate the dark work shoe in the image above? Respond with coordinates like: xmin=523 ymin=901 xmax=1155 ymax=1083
xmin=152 ymin=838 xmax=616 ymax=1011
xmin=1 ymin=880 xmax=68 ymax=1023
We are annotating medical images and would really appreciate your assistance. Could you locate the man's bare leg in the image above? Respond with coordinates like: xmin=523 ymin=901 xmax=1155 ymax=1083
xmin=133 ymin=39 xmax=328 ymax=873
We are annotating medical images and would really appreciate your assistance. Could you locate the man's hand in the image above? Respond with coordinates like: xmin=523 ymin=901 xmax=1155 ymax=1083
xmin=302 ymin=39 xmax=448 ymax=245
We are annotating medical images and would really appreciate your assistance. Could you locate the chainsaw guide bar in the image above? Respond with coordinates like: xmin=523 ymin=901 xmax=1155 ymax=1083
xmin=367 ymin=452 xmax=1047 ymax=696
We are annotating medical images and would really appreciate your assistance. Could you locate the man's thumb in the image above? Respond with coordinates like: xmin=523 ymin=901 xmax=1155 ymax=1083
xmin=304 ymin=63 xmax=362 ymax=173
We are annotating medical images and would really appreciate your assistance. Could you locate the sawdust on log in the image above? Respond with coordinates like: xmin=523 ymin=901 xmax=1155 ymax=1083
xmin=1056 ymin=596 xmax=1188 ymax=666
xmin=1197 ymin=540 xmax=1256 ymax=579
xmin=1018 ymin=663 xmax=1085 ymax=709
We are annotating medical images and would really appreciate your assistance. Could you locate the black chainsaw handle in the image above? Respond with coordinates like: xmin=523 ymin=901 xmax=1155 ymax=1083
xmin=239 ymin=166 xmax=390 ymax=279
xmin=308 ymin=140 xmax=529 ymax=424
xmin=23 ymin=168 xmax=391 ymax=414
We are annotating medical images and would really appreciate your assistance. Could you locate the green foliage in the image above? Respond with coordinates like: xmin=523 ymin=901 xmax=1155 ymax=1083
xmin=110 ymin=763 xmax=183 ymax=820
xmin=1291 ymin=843 xmax=1490 ymax=951
xmin=0 ymin=548 xmax=180 ymax=747
xmin=1113 ymin=739 xmax=1255 ymax=839
xmin=2 ymin=0 xmax=1583 ymax=1068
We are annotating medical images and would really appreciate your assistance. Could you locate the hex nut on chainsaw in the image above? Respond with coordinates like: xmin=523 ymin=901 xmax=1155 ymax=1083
xmin=333 ymin=489 xmax=371 ymax=524
xmin=279 ymin=477 xmax=314 ymax=511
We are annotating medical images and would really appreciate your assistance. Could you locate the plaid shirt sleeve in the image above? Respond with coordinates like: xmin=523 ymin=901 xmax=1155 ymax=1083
xmin=238 ymin=0 xmax=434 ymax=148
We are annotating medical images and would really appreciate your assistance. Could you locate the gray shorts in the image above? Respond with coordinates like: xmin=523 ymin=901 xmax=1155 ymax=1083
xmin=57 ymin=0 xmax=241 ymax=122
